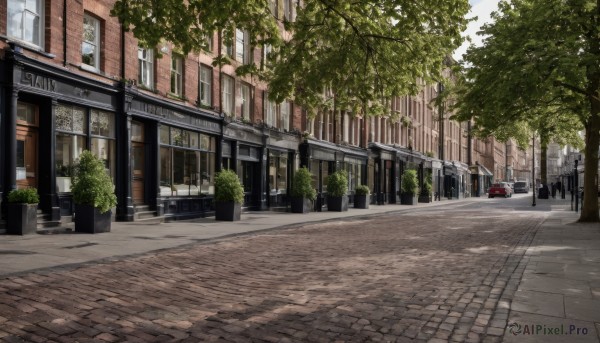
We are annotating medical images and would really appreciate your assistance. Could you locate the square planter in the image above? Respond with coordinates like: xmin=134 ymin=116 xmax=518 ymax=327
xmin=327 ymin=195 xmax=348 ymax=212
xmin=290 ymin=197 xmax=312 ymax=213
xmin=400 ymin=193 xmax=416 ymax=205
xmin=7 ymin=203 xmax=38 ymax=235
xmin=354 ymin=195 xmax=370 ymax=209
xmin=215 ymin=201 xmax=241 ymax=221
xmin=418 ymin=194 xmax=432 ymax=203
xmin=75 ymin=204 xmax=112 ymax=233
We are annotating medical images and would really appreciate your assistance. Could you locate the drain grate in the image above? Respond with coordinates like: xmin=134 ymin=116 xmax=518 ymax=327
xmin=0 ymin=250 xmax=37 ymax=255
xmin=62 ymin=242 xmax=99 ymax=249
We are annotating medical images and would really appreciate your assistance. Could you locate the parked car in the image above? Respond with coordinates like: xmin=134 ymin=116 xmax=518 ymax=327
xmin=513 ymin=181 xmax=529 ymax=193
xmin=488 ymin=183 xmax=513 ymax=198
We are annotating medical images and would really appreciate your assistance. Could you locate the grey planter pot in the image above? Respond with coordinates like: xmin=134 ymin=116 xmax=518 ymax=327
xmin=327 ymin=195 xmax=348 ymax=212
xmin=290 ymin=197 xmax=312 ymax=213
xmin=75 ymin=204 xmax=112 ymax=233
xmin=7 ymin=203 xmax=38 ymax=235
xmin=418 ymin=194 xmax=432 ymax=203
xmin=215 ymin=201 xmax=241 ymax=221
xmin=354 ymin=195 xmax=370 ymax=209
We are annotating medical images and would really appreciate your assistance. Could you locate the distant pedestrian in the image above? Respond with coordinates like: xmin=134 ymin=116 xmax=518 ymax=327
xmin=556 ymin=181 xmax=562 ymax=197
xmin=551 ymin=182 xmax=556 ymax=198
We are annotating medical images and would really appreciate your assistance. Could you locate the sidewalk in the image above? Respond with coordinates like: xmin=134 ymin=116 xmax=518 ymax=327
xmin=504 ymin=196 xmax=600 ymax=342
xmin=0 ymin=197 xmax=468 ymax=276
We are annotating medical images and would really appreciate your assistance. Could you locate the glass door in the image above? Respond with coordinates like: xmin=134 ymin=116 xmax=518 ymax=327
xmin=131 ymin=121 xmax=145 ymax=205
xmin=16 ymin=103 xmax=38 ymax=189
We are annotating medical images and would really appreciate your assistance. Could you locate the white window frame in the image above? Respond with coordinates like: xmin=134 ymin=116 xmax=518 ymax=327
xmin=199 ymin=65 xmax=212 ymax=106
xmin=262 ymin=44 xmax=272 ymax=69
xmin=241 ymin=83 xmax=251 ymax=121
xmin=221 ymin=75 xmax=234 ymax=115
xmin=280 ymin=100 xmax=290 ymax=131
xmin=138 ymin=47 xmax=154 ymax=89
xmin=7 ymin=0 xmax=44 ymax=48
xmin=235 ymin=29 xmax=249 ymax=64
xmin=265 ymin=94 xmax=277 ymax=127
xmin=81 ymin=14 xmax=100 ymax=70
xmin=170 ymin=55 xmax=183 ymax=96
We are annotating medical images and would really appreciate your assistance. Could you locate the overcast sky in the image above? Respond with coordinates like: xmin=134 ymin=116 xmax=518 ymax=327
xmin=453 ymin=0 xmax=500 ymax=61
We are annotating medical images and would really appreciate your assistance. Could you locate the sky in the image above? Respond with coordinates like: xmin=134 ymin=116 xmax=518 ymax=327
xmin=453 ymin=0 xmax=500 ymax=61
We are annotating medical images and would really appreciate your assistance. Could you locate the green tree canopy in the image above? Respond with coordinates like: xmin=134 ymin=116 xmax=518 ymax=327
xmin=111 ymin=0 xmax=470 ymax=116
xmin=450 ymin=0 xmax=599 ymax=222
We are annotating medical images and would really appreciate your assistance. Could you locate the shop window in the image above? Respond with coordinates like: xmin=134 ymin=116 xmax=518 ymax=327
xmin=264 ymin=94 xmax=276 ymax=127
xmin=82 ymin=14 xmax=101 ymax=70
xmin=17 ymin=102 xmax=37 ymax=125
xmin=138 ymin=47 xmax=154 ymax=89
xmin=7 ymin=0 xmax=44 ymax=48
xmin=56 ymin=105 xmax=87 ymax=134
xmin=159 ymin=125 xmax=216 ymax=196
xmin=55 ymin=134 xmax=86 ymax=193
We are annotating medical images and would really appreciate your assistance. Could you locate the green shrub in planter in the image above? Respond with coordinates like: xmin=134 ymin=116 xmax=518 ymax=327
xmin=7 ymin=188 xmax=39 ymax=235
xmin=290 ymin=167 xmax=316 ymax=213
xmin=326 ymin=171 xmax=348 ymax=197
xmin=355 ymin=184 xmax=370 ymax=196
xmin=401 ymin=169 xmax=419 ymax=205
xmin=354 ymin=184 xmax=370 ymax=209
xmin=72 ymin=151 xmax=117 ymax=233
xmin=326 ymin=171 xmax=348 ymax=211
xmin=214 ymin=169 xmax=244 ymax=221
xmin=8 ymin=188 xmax=40 ymax=204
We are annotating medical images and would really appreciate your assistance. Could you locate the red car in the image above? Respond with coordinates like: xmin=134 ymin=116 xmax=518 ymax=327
xmin=488 ymin=183 xmax=513 ymax=198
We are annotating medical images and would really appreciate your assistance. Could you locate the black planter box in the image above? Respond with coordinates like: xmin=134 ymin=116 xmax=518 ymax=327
xmin=327 ymin=195 xmax=348 ymax=212
xmin=75 ymin=204 xmax=112 ymax=233
xmin=7 ymin=203 xmax=38 ymax=235
xmin=290 ymin=197 xmax=312 ymax=213
xmin=400 ymin=193 xmax=415 ymax=205
xmin=354 ymin=195 xmax=370 ymax=209
xmin=215 ymin=201 xmax=241 ymax=221
xmin=418 ymin=194 xmax=432 ymax=203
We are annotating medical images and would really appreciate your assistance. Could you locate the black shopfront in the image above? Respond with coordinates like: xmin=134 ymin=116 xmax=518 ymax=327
xmin=1 ymin=48 xmax=120 ymax=225
xmin=125 ymin=90 xmax=221 ymax=221
xmin=369 ymin=143 xmax=399 ymax=204
xmin=300 ymin=139 xmax=368 ymax=211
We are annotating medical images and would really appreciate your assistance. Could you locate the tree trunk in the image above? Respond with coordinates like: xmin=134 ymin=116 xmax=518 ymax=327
xmin=579 ymin=98 xmax=600 ymax=222
xmin=540 ymin=142 xmax=547 ymax=186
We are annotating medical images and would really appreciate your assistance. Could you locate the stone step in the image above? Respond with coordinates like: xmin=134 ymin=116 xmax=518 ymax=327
xmin=135 ymin=210 xmax=157 ymax=220
xmin=134 ymin=205 xmax=150 ymax=212
xmin=133 ymin=215 xmax=165 ymax=224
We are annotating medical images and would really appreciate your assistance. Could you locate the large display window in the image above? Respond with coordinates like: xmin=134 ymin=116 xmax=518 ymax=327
xmin=159 ymin=125 xmax=216 ymax=196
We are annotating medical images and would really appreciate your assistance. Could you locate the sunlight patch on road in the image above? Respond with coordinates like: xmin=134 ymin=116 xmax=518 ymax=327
xmin=466 ymin=246 xmax=492 ymax=253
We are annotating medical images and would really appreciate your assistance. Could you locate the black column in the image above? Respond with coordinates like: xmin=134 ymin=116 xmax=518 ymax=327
xmin=5 ymin=88 xmax=18 ymax=195
xmin=258 ymin=144 xmax=268 ymax=210
xmin=117 ymin=112 xmax=134 ymax=221
xmin=155 ymin=123 xmax=164 ymax=216
xmin=47 ymin=99 xmax=60 ymax=220
xmin=0 ymin=84 xmax=4 ymax=218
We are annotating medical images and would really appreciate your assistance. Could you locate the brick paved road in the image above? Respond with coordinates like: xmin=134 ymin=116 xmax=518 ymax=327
xmin=0 ymin=207 xmax=543 ymax=342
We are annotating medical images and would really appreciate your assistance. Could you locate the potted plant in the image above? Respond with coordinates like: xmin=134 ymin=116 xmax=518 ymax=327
xmin=400 ymin=169 xmax=419 ymax=205
xmin=6 ymin=188 xmax=39 ymax=235
xmin=72 ymin=151 xmax=117 ymax=233
xmin=354 ymin=185 xmax=370 ymax=209
xmin=214 ymin=169 xmax=244 ymax=221
xmin=418 ymin=173 xmax=433 ymax=203
xmin=326 ymin=171 xmax=348 ymax=211
xmin=290 ymin=167 xmax=316 ymax=213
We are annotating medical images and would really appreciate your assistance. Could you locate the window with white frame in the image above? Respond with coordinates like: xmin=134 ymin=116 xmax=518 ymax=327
xmin=199 ymin=65 xmax=212 ymax=106
xmin=235 ymin=29 xmax=249 ymax=64
xmin=222 ymin=32 xmax=233 ymax=58
xmin=262 ymin=44 xmax=272 ymax=69
xmin=280 ymin=100 xmax=290 ymax=131
xmin=283 ymin=0 xmax=294 ymax=21
xmin=170 ymin=55 xmax=183 ymax=96
xmin=138 ymin=47 xmax=154 ymax=88
xmin=7 ymin=0 xmax=44 ymax=48
xmin=264 ymin=94 xmax=277 ymax=127
xmin=240 ymin=83 xmax=251 ymax=121
xmin=268 ymin=0 xmax=278 ymax=18
xmin=221 ymin=74 xmax=234 ymax=115
xmin=82 ymin=14 xmax=100 ymax=70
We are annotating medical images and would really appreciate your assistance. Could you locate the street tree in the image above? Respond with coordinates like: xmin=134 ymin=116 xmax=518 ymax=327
xmin=450 ymin=0 xmax=597 ymax=222
xmin=111 ymin=0 xmax=470 ymax=117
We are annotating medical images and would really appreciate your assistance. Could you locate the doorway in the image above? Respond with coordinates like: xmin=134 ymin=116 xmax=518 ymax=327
xmin=16 ymin=102 xmax=39 ymax=189
xmin=131 ymin=121 xmax=145 ymax=205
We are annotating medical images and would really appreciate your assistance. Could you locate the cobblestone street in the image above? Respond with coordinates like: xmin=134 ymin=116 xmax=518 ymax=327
xmin=0 ymin=207 xmax=544 ymax=342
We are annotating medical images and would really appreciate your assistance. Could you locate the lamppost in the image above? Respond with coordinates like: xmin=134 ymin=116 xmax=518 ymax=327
xmin=532 ymin=134 xmax=536 ymax=207
xmin=575 ymin=155 xmax=580 ymax=213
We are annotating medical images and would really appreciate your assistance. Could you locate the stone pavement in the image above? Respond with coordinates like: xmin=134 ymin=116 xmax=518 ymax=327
xmin=503 ymin=197 xmax=600 ymax=342
xmin=0 ymin=195 xmax=597 ymax=342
